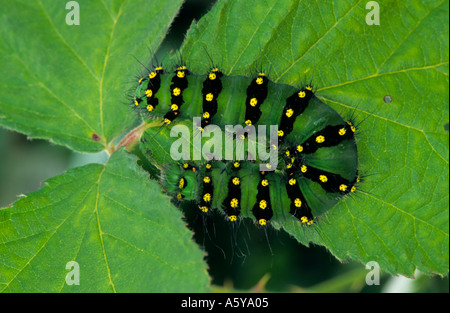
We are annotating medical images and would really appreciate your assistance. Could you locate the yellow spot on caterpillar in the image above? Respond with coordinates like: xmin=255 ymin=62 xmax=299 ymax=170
xmin=146 ymin=105 xmax=154 ymax=112
xmin=289 ymin=178 xmax=296 ymax=185
xmin=285 ymin=150 xmax=290 ymax=157
xmin=203 ymin=112 xmax=210 ymax=119
xmin=230 ymin=198 xmax=239 ymax=208
xmin=199 ymin=206 xmax=209 ymax=213
xmin=259 ymin=200 xmax=267 ymax=209
xmin=286 ymin=163 xmax=292 ymax=169
xmin=229 ymin=215 xmax=237 ymax=222
xmin=177 ymin=71 xmax=185 ymax=78
xmin=258 ymin=73 xmax=265 ymax=77
xmin=134 ymin=100 xmax=139 ymax=106
xmin=164 ymin=118 xmax=171 ymax=124
xmin=250 ymin=98 xmax=258 ymax=106
xmin=183 ymin=163 xmax=189 ymax=168
xmin=232 ymin=177 xmax=240 ymax=185
xmin=209 ymin=73 xmax=216 ymax=80
xmin=212 ymin=68 xmax=219 ymax=72
xmin=291 ymin=157 xmax=295 ymax=163
xmin=351 ymin=186 xmax=356 ymax=192
xmin=319 ymin=175 xmax=328 ymax=183
xmin=206 ymin=164 xmax=212 ymax=169
xmin=347 ymin=121 xmax=356 ymax=132
xmin=356 ymin=176 xmax=360 ymax=183
xmin=245 ymin=120 xmax=252 ymax=126
xmin=138 ymin=78 xmax=143 ymax=84
xmin=339 ymin=128 xmax=346 ymax=136
xmin=301 ymin=165 xmax=307 ymax=173
xmin=155 ymin=66 xmax=163 ymax=71
xmin=258 ymin=219 xmax=267 ymax=226
xmin=316 ymin=135 xmax=325 ymax=143
xmin=256 ymin=77 xmax=264 ymax=85
xmin=149 ymin=72 xmax=157 ymax=79
xmin=261 ymin=179 xmax=269 ymax=187
xmin=206 ymin=93 xmax=214 ymax=101
xmin=176 ymin=193 xmax=183 ymax=200
xmin=173 ymin=87 xmax=181 ymax=96
xmin=278 ymin=130 xmax=284 ymax=137
xmin=203 ymin=176 xmax=211 ymax=183
xmin=145 ymin=89 xmax=153 ymax=98
xmin=171 ymin=104 xmax=178 ymax=111
xmin=203 ymin=193 xmax=211 ymax=202
xmin=286 ymin=108 xmax=294 ymax=118
xmin=307 ymin=219 xmax=314 ymax=226
xmin=298 ymin=91 xmax=306 ymax=98
xmin=297 ymin=145 xmax=303 ymax=152
xmin=233 ymin=162 xmax=240 ymax=168
xmin=178 ymin=66 xmax=187 ymax=70
xmin=179 ymin=178 xmax=185 ymax=189
xmin=339 ymin=184 xmax=348 ymax=191
xmin=306 ymin=85 xmax=312 ymax=91
xmin=294 ymin=198 xmax=302 ymax=207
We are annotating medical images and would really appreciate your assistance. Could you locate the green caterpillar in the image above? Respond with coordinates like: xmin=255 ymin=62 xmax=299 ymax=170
xmin=134 ymin=63 xmax=360 ymax=227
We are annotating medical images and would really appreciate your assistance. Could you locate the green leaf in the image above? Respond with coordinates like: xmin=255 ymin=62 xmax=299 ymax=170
xmin=0 ymin=149 xmax=209 ymax=292
xmin=0 ymin=0 xmax=183 ymax=152
xmin=180 ymin=0 xmax=449 ymax=276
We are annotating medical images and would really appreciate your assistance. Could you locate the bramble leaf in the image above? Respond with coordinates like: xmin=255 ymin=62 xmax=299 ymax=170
xmin=181 ymin=0 xmax=449 ymax=277
xmin=0 ymin=0 xmax=183 ymax=152
xmin=0 ymin=150 xmax=209 ymax=292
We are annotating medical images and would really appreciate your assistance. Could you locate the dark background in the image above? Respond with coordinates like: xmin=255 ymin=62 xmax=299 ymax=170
xmin=0 ymin=0 xmax=447 ymax=293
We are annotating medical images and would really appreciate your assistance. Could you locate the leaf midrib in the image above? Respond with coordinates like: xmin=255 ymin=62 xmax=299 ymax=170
xmin=93 ymin=166 xmax=117 ymax=292
xmin=36 ymin=0 xmax=127 ymax=149
xmin=317 ymin=62 xmax=450 ymax=93
xmin=319 ymin=94 xmax=449 ymax=164
xmin=98 ymin=1 xmax=126 ymax=148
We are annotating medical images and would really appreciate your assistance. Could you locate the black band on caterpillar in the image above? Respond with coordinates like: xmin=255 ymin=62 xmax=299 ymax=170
xmin=284 ymin=157 xmax=314 ymax=225
xmin=251 ymin=169 xmax=274 ymax=226
xmin=200 ymin=68 xmax=223 ymax=130
xmin=244 ymin=73 xmax=268 ymax=126
xmin=222 ymin=162 xmax=241 ymax=222
xmin=285 ymin=177 xmax=314 ymax=225
xmin=198 ymin=162 xmax=213 ymax=214
xmin=296 ymin=121 xmax=356 ymax=154
xmin=277 ymin=85 xmax=314 ymax=143
xmin=135 ymin=66 xmax=164 ymax=113
xmin=163 ymin=66 xmax=189 ymax=124
xmin=296 ymin=161 xmax=358 ymax=195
